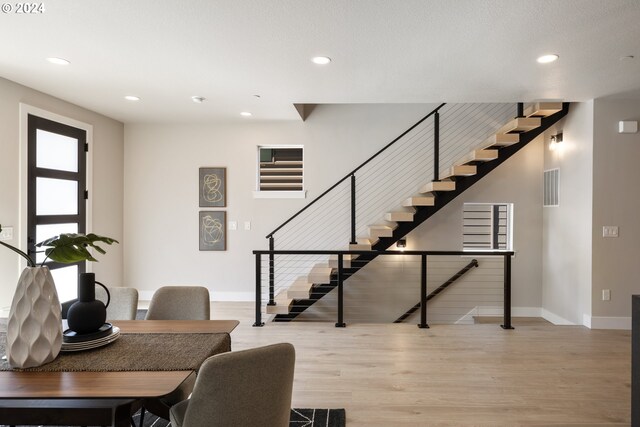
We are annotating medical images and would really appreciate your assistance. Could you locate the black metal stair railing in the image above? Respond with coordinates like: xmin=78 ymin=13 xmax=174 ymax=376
xmin=393 ymin=258 xmax=479 ymax=323
xmin=260 ymin=102 xmax=570 ymax=322
xmin=254 ymin=250 xmax=514 ymax=329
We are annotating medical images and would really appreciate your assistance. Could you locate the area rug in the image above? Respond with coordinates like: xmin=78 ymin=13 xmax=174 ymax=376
xmin=2 ymin=408 xmax=346 ymax=427
xmin=132 ymin=408 xmax=346 ymax=427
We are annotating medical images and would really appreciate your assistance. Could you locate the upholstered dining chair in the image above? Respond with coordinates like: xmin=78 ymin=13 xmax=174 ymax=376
xmin=144 ymin=285 xmax=210 ymax=320
xmin=169 ymin=343 xmax=296 ymax=427
xmin=138 ymin=285 xmax=211 ymax=425
xmin=96 ymin=286 xmax=139 ymax=320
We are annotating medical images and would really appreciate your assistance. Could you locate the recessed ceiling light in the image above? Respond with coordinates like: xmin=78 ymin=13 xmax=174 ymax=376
xmin=537 ymin=54 xmax=559 ymax=64
xmin=124 ymin=95 xmax=140 ymax=101
xmin=253 ymin=94 xmax=261 ymax=99
xmin=240 ymin=111 xmax=252 ymax=117
xmin=47 ymin=57 xmax=70 ymax=65
xmin=620 ymin=55 xmax=635 ymax=61
xmin=191 ymin=96 xmax=206 ymax=103
xmin=311 ymin=56 xmax=331 ymax=65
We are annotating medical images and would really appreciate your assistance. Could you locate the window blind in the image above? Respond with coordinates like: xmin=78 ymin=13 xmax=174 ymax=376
xmin=258 ymin=147 xmax=303 ymax=191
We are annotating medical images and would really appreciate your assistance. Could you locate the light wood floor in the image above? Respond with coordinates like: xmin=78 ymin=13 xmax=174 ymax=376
xmin=212 ymin=302 xmax=631 ymax=427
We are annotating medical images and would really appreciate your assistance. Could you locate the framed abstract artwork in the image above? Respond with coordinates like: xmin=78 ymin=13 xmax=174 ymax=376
xmin=199 ymin=211 xmax=226 ymax=251
xmin=199 ymin=167 xmax=226 ymax=207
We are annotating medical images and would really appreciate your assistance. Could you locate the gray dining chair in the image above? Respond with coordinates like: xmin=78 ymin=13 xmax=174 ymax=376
xmin=138 ymin=285 xmax=211 ymax=425
xmin=96 ymin=286 xmax=139 ymax=320
xmin=169 ymin=343 xmax=296 ymax=427
xmin=144 ymin=285 xmax=210 ymax=320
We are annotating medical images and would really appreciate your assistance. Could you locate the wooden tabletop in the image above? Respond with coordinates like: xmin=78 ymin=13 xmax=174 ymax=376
xmin=0 ymin=320 xmax=238 ymax=399
xmin=0 ymin=371 xmax=194 ymax=398
xmin=112 ymin=319 xmax=239 ymax=334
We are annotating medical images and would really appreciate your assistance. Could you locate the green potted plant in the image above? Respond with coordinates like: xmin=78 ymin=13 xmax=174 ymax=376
xmin=0 ymin=224 xmax=117 ymax=368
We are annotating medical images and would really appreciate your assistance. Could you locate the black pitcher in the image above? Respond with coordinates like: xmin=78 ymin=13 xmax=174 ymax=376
xmin=67 ymin=273 xmax=111 ymax=334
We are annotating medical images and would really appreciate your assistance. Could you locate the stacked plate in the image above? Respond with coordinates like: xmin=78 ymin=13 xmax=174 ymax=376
xmin=61 ymin=326 xmax=121 ymax=352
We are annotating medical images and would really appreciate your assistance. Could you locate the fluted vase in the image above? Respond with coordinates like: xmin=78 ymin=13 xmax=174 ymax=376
xmin=7 ymin=266 xmax=63 ymax=368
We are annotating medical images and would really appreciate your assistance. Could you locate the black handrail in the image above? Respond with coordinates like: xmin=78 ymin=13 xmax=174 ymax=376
xmin=394 ymin=258 xmax=479 ymax=323
xmin=265 ymin=102 xmax=447 ymax=238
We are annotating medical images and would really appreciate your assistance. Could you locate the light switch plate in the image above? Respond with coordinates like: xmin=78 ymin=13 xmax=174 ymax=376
xmin=602 ymin=226 xmax=619 ymax=238
xmin=228 ymin=221 xmax=237 ymax=231
xmin=619 ymin=121 xmax=638 ymax=134
xmin=244 ymin=221 xmax=251 ymax=231
xmin=0 ymin=226 xmax=13 ymax=241
xmin=602 ymin=289 xmax=611 ymax=301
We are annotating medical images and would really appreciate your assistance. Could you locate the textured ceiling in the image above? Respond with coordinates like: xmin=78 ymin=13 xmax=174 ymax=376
xmin=1 ymin=0 xmax=639 ymax=123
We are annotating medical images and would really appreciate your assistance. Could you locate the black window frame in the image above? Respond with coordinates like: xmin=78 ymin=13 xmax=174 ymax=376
xmin=27 ymin=114 xmax=87 ymax=275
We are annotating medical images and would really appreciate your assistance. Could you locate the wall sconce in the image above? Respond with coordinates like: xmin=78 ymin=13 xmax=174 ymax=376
xmin=549 ymin=132 xmax=563 ymax=151
xmin=396 ymin=239 xmax=406 ymax=251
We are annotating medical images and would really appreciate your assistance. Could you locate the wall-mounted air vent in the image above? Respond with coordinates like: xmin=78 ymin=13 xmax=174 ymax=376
xmin=544 ymin=169 xmax=559 ymax=207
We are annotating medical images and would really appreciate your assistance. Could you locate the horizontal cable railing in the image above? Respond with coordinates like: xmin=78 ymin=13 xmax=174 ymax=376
xmin=262 ymin=103 xmax=522 ymax=306
xmin=253 ymin=250 xmax=514 ymax=329
xmin=394 ymin=258 xmax=480 ymax=323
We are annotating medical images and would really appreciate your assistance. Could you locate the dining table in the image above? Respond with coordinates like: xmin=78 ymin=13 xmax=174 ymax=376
xmin=0 ymin=319 xmax=239 ymax=427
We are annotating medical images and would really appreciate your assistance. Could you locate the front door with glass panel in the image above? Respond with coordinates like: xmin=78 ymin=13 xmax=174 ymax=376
xmin=27 ymin=114 xmax=87 ymax=302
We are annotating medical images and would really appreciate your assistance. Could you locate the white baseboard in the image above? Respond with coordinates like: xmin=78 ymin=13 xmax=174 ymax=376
xmin=457 ymin=306 xmax=542 ymax=318
xmin=541 ymin=308 xmax=576 ymax=325
xmin=212 ymin=292 xmax=255 ymax=302
xmin=589 ymin=316 xmax=631 ymax=330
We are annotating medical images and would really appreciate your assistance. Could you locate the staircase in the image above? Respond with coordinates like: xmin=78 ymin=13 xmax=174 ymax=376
xmin=266 ymin=102 xmax=569 ymax=321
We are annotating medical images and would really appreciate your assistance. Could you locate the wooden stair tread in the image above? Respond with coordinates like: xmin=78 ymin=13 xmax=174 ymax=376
xmin=308 ymin=265 xmax=333 ymax=283
xmin=266 ymin=292 xmax=293 ymax=314
xmin=328 ymin=254 xmax=355 ymax=268
xmin=402 ymin=196 xmax=435 ymax=207
xmin=496 ymin=117 xmax=541 ymax=134
xmin=349 ymin=239 xmax=372 ymax=251
xmin=420 ymin=181 xmax=456 ymax=193
xmin=369 ymin=223 xmax=398 ymax=239
xmin=385 ymin=211 xmax=414 ymax=222
xmin=368 ymin=224 xmax=396 ymax=239
xmin=524 ymin=102 xmax=562 ymax=118
xmin=287 ymin=278 xmax=313 ymax=299
xmin=357 ymin=237 xmax=378 ymax=246
xmin=482 ymin=133 xmax=520 ymax=148
xmin=440 ymin=165 xmax=477 ymax=180
xmin=459 ymin=149 xmax=498 ymax=164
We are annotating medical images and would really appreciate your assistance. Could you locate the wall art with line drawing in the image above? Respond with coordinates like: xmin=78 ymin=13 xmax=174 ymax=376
xmin=199 ymin=211 xmax=226 ymax=251
xmin=199 ymin=167 xmax=226 ymax=207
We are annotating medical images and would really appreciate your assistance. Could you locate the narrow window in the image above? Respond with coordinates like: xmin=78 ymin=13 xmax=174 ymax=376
xmin=463 ymin=203 xmax=513 ymax=251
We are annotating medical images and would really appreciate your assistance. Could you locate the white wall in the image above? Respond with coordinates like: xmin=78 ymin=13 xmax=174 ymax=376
xmin=591 ymin=98 xmax=640 ymax=327
xmin=542 ymin=101 xmax=593 ymax=325
xmin=0 ymin=77 xmax=124 ymax=311
xmin=123 ymin=104 xmax=437 ymax=300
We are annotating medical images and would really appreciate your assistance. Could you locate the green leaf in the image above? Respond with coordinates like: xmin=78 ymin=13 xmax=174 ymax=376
xmin=36 ymin=233 xmax=118 ymax=264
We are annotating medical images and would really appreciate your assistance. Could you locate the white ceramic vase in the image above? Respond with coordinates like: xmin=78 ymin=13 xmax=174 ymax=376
xmin=7 ymin=266 xmax=63 ymax=368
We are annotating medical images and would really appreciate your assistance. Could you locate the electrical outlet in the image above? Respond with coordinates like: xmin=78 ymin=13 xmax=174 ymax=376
xmin=602 ymin=289 xmax=611 ymax=301
xmin=228 ymin=221 xmax=237 ymax=231
xmin=0 ymin=226 xmax=14 ymax=241
xmin=602 ymin=226 xmax=619 ymax=238
xmin=244 ymin=221 xmax=251 ymax=231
